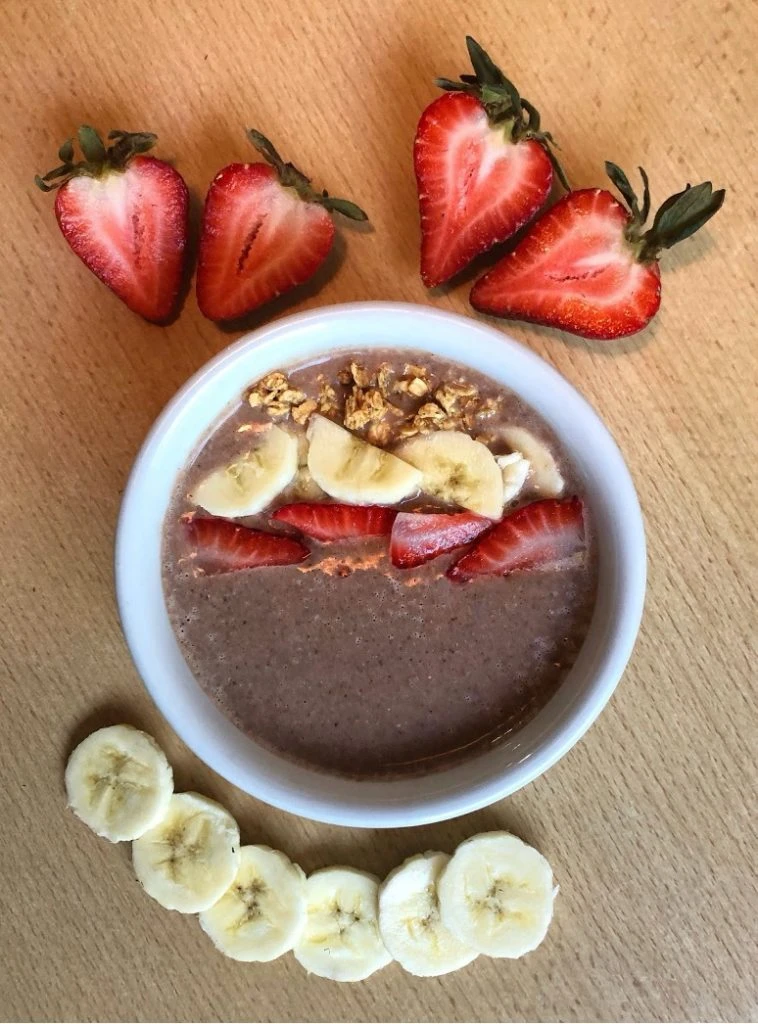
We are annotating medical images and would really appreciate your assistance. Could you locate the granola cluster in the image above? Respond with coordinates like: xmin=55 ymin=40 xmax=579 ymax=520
xmin=246 ymin=359 xmax=502 ymax=444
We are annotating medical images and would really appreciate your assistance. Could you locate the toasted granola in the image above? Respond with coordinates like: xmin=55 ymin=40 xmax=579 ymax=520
xmin=434 ymin=381 xmax=479 ymax=414
xmin=344 ymin=386 xmax=388 ymax=431
xmin=317 ymin=381 xmax=339 ymax=415
xmin=291 ymin=398 xmax=318 ymax=425
xmin=376 ymin=362 xmax=394 ymax=397
xmin=367 ymin=421 xmax=392 ymax=446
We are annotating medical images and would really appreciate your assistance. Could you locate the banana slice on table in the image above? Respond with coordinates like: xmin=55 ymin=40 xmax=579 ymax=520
xmin=496 ymin=452 xmax=531 ymax=504
xmin=500 ymin=426 xmax=564 ymax=498
xmin=307 ymin=414 xmax=421 ymax=505
xmin=191 ymin=425 xmax=298 ymax=517
xmin=397 ymin=431 xmax=504 ymax=519
xmin=294 ymin=866 xmax=392 ymax=982
xmin=65 ymin=724 xmax=173 ymax=843
xmin=132 ymin=792 xmax=240 ymax=913
xmin=438 ymin=832 xmax=557 ymax=958
xmin=379 ymin=851 xmax=478 ymax=977
xmin=199 ymin=845 xmax=306 ymax=962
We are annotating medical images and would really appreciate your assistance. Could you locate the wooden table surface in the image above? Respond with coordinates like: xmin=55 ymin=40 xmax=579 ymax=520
xmin=1 ymin=0 xmax=756 ymax=1021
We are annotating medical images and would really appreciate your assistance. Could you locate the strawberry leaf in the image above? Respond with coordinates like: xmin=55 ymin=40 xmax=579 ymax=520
xmin=77 ymin=125 xmax=106 ymax=163
xmin=605 ymin=161 xmax=641 ymax=220
xmin=639 ymin=180 xmax=725 ymax=260
xmin=58 ymin=138 xmax=74 ymax=163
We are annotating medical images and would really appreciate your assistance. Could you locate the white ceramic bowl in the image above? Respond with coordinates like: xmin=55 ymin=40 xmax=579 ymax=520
xmin=116 ymin=302 xmax=645 ymax=828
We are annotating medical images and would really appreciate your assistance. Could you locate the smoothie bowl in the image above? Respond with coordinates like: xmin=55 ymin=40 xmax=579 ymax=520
xmin=115 ymin=302 xmax=645 ymax=827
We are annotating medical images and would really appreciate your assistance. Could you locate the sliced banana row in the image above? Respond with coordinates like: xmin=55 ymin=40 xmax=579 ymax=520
xmin=189 ymin=410 xmax=563 ymax=520
xmin=66 ymin=726 xmax=558 ymax=978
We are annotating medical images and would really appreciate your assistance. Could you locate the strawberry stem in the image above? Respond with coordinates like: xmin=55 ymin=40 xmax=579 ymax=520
xmin=435 ymin=36 xmax=569 ymax=190
xmin=35 ymin=126 xmax=158 ymax=192
xmin=605 ymin=162 xmax=725 ymax=262
xmin=245 ymin=129 xmax=368 ymax=221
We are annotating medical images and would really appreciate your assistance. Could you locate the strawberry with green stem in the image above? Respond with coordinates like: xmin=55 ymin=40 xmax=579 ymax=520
xmin=470 ymin=163 xmax=725 ymax=340
xmin=196 ymin=130 xmax=368 ymax=321
xmin=35 ymin=126 xmax=189 ymax=322
xmin=414 ymin=36 xmax=567 ymax=288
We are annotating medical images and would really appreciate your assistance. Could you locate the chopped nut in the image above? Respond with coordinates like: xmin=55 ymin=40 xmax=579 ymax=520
xmin=350 ymin=362 xmax=375 ymax=388
xmin=318 ymin=381 xmax=339 ymax=414
xmin=407 ymin=377 xmax=429 ymax=397
xmin=344 ymin=386 xmax=388 ymax=431
xmin=291 ymin=398 xmax=318 ymax=425
xmin=367 ymin=421 xmax=392 ymax=446
xmin=376 ymin=362 xmax=393 ymax=396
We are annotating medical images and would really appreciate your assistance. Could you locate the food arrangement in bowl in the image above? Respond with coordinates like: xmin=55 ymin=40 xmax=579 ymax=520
xmin=36 ymin=26 xmax=726 ymax=987
xmin=164 ymin=349 xmax=597 ymax=781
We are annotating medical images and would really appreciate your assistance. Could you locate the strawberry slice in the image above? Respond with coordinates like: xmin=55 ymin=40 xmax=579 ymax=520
xmin=272 ymin=503 xmax=397 ymax=542
xmin=196 ymin=130 xmax=367 ymax=320
xmin=36 ymin=127 xmax=189 ymax=322
xmin=471 ymin=164 xmax=725 ymax=340
xmin=447 ymin=498 xmax=585 ymax=582
xmin=390 ymin=511 xmax=490 ymax=569
xmin=186 ymin=516 xmax=309 ymax=574
xmin=415 ymin=37 xmax=566 ymax=288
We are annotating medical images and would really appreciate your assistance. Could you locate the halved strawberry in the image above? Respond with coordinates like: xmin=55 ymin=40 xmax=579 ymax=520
xmin=471 ymin=163 xmax=725 ymax=340
xmin=272 ymin=503 xmax=396 ymax=542
xmin=447 ymin=498 xmax=584 ymax=582
xmin=35 ymin=127 xmax=189 ymax=322
xmin=186 ymin=516 xmax=309 ymax=574
xmin=196 ymin=130 xmax=367 ymax=320
xmin=390 ymin=511 xmax=490 ymax=569
xmin=415 ymin=36 xmax=566 ymax=288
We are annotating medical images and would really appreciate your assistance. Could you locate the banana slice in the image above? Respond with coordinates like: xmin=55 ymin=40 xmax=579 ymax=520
xmin=191 ymin=425 xmax=298 ymax=517
xmin=500 ymin=426 xmax=564 ymax=497
xmin=397 ymin=431 xmax=504 ymax=519
xmin=294 ymin=867 xmax=392 ymax=982
xmin=199 ymin=845 xmax=306 ymax=962
xmin=307 ymin=414 xmax=421 ymax=505
xmin=65 ymin=724 xmax=173 ymax=843
xmin=379 ymin=851 xmax=478 ymax=977
xmin=496 ymin=452 xmax=531 ymax=504
xmin=132 ymin=792 xmax=240 ymax=913
xmin=438 ymin=832 xmax=557 ymax=958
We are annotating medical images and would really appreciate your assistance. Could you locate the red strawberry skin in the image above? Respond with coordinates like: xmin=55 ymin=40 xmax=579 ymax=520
xmin=186 ymin=517 xmax=309 ymax=574
xmin=196 ymin=164 xmax=335 ymax=320
xmin=272 ymin=503 xmax=396 ymax=542
xmin=390 ymin=511 xmax=490 ymax=569
xmin=54 ymin=155 xmax=189 ymax=322
xmin=415 ymin=92 xmax=553 ymax=288
xmin=470 ymin=188 xmax=662 ymax=339
xmin=448 ymin=498 xmax=585 ymax=582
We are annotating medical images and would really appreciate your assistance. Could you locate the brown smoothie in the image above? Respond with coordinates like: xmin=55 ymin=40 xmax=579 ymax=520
xmin=162 ymin=350 xmax=598 ymax=778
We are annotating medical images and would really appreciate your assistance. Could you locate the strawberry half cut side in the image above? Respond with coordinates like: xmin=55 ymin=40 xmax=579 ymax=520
xmin=390 ymin=511 xmax=491 ymax=569
xmin=415 ymin=36 xmax=567 ymax=288
xmin=35 ymin=126 xmax=189 ymax=322
xmin=185 ymin=516 xmax=309 ymax=574
xmin=272 ymin=503 xmax=397 ymax=542
xmin=196 ymin=130 xmax=368 ymax=321
xmin=447 ymin=497 xmax=585 ymax=581
xmin=471 ymin=163 xmax=725 ymax=339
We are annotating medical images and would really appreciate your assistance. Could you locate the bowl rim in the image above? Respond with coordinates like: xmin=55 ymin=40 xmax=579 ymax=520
xmin=115 ymin=300 xmax=646 ymax=827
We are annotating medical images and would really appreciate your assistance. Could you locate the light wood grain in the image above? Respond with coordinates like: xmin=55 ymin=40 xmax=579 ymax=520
xmin=1 ymin=0 xmax=756 ymax=1020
